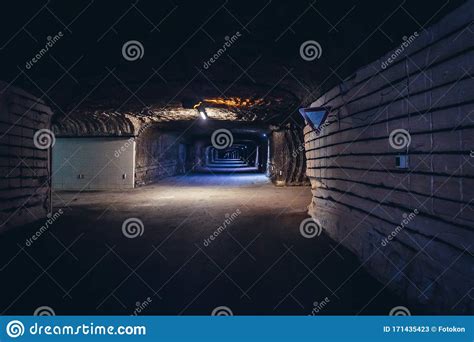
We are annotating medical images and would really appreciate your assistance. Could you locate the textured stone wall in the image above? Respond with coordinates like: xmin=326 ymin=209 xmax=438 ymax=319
xmin=304 ymin=1 xmax=474 ymax=313
xmin=269 ymin=126 xmax=309 ymax=186
xmin=0 ymin=82 xmax=53 ymax=231
xmin=134 ymin=128 xmax=186 ymax=186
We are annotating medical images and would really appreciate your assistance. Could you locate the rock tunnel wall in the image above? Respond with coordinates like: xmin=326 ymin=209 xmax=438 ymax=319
xmin=270 ymin=126 xmax=309 ymax=186
xmin=134 ymin=128 xmax=186 ymax=186
xmin=304 ymin=1 xmax=474 ymax=313
xmin=54 ymin=117 xmax=187 ymax=187
xmin=0 ymin=82 xmax=53 ymax=231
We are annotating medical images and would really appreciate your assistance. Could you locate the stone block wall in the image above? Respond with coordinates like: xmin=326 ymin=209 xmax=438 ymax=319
xmin=0 ymin=82 xmax=53 ymax=231
xmin=303 ymin=1 xmax=474 ymax=313
xmin=134 ymin=128 xmax=186 ymax=186
xmin=270 ymin=126 xmax=309 ymax=186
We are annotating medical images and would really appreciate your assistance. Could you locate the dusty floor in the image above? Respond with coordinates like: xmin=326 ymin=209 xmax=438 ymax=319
xmin=0 ymin=174 xmax=404 ymax=315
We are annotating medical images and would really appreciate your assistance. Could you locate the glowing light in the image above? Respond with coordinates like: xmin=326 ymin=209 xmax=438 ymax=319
xmin=205 ymin=97 xmax=264 ymax=107
xmin=199 ymin=111 xmax=207 ymax=120
xmin=193 ymin=97 xmax=265 ymax=109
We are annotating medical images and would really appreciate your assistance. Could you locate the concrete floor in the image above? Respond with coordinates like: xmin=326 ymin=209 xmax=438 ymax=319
xmin=0 ymin=174 xmax=404 ymax=315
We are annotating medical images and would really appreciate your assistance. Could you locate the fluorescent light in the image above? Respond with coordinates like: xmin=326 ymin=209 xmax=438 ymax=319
xmin=199 ymin=110 xmax=207 ymax=120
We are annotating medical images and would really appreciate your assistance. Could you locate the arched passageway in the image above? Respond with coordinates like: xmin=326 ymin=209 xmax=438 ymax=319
xmin=0 ymin=0 xmax=472 ymax=317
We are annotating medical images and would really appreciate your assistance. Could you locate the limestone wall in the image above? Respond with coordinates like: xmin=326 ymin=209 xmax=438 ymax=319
xmin=0 ymin=82 xmax=53 ymax=231
xmin=304 ymin=1 xmax=474 ymax=313
xmin=134 ymin=128 xmax=186 ymax=186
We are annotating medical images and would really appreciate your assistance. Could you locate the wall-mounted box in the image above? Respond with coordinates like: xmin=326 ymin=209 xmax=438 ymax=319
xmin=395 ymin=154 xmax=409 ymax=169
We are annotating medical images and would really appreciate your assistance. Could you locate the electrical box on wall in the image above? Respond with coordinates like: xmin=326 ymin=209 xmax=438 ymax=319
xmin=396 ymin=154 xmax=409 ymax=169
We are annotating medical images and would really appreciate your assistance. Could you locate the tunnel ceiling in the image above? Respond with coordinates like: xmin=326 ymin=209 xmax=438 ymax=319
xmin=56 ymin=80 xmax=300 ymax=122
xmin=0 ymin=0 xmax=466 ymax=133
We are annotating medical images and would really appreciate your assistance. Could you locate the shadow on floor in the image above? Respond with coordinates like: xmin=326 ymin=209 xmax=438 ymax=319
xmin=0 ymin=174 xmax=409 ymax=315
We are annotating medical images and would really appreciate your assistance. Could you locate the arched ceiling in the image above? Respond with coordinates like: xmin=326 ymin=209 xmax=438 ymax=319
xmin=0 ymin=0 xmax=466 ymax=136
xmin=52 ymin=79 xmax=300 ymax=135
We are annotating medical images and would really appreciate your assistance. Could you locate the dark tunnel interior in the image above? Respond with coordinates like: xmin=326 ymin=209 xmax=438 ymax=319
xmin=0 ymin=0 xmax=472 ymax=320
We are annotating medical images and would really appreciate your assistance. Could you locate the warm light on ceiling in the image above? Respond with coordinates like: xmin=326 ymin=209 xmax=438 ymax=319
xmin=193 ymin=97 xmax=265 ymax=110
xmin=203 ymin=97 xmax=264 ymax=107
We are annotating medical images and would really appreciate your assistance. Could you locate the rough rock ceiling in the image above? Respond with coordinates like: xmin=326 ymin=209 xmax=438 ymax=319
xmin=52 ymin=80 xmax=300 ymax=136
xmin=1 ymin=0 xmax=466 ymax=136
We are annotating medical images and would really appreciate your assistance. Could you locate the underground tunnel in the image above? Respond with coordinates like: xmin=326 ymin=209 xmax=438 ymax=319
xmin=0 ymin=0 xmax=473 ymax=320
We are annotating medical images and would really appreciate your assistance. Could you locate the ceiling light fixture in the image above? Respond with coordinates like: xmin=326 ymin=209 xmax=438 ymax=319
xmin=195 ymin=103 xmax=208 ymax=120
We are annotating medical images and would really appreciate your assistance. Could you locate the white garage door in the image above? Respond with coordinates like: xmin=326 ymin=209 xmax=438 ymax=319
xmin=52 ymin=137 xmax=135 ymax=190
